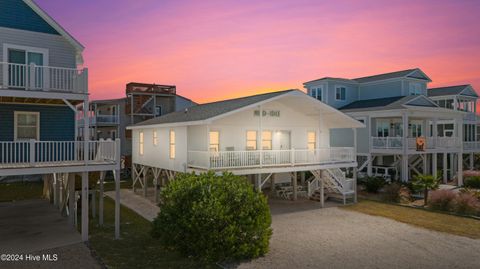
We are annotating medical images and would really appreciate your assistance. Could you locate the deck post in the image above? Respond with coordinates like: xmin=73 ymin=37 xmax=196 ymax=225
xmin=292 ymin=172 xmax=297 ymax=201
xmin=68 ymin=173 xmax=75 ymax=225
xmin=300 ymin=172 xmax=305 ymax=186
xmin=458 ymin=153 xmax=463 ymax=186
xmin=114 ymin=169 xmax=121 ymax=239
xmin=353 ymin=167 xmax=358 ymax=203
xmin=443 ymin=153 xmax=448 ymax=183
xmin=422 ymin=154 xmax=428 ymax=174
xmin=319 ymin=172 xmax=324 ymax=208
xmin=366 ymin=154 xmax=372 ymax=176
xmin=432 ymin=153 xmax=438 ymax=180
xmin=153 ymin=168 xmax=159 ymax=204
xmin=402 ymin=154 xmax=409 ymax=182
xmin=83 ymin=97 xmax=90 ymax=164
xmin=270 ymin=173 xmax=276 ymax=194
xmin=470 ymin=152 xmax=474 ymax=170
xmin=143 ymin=166 xmax=148 ymax=197
xmin=99 ymin=171 xmax=105 ymax=226
xmin=81 ymin=172 xmax=89 ymax=242
xmin=450 ymin=153 xmax=455 ymax=180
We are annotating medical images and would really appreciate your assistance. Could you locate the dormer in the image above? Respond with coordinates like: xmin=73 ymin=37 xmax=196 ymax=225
xmin=303 ymin=77 xmax=359 ymax=109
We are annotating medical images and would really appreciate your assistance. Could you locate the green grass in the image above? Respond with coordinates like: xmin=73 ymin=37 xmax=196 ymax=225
xmin=88 ymin=196 xmax=216 ymax=269
xmin=0 ymin=181 xmax=43 ymax=202
xmin=342 ymin=200 xmax=480 ymax=239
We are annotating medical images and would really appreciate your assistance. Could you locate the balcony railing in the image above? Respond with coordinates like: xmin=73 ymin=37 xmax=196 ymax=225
xmin=187 ymin=147 xmax=355 ymax=170
xmin=1 ymin=62 xmax=87 ymax=94
xmin=371 ymin=137 xmax=459 ymax=150
xmin=77 ymin=115 xmax=119 ymax=125
xmin=0 ymin=140 xmax=118 ymax=169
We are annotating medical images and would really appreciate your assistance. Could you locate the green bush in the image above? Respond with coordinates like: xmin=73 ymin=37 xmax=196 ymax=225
xmin=362 ymin=176 xmax=386 ymax=193
xmin=464 ymin=176 xmax=480 ymax=189
xmin=151 ymin=172 xmax=272 ymax=262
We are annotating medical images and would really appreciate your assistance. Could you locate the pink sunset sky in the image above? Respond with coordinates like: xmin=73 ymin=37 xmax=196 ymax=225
xmin=37 ymin=0 xmax=480 ymax=103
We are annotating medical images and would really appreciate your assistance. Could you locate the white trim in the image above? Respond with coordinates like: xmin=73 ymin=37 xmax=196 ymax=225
xmin=405 ymin=68 xmax=432 ymax=82
xmin=14 ymin=111 xmax=40 ymax=140
xmin=22 ymin=0 xmax=84 ymax=64
xmin=405 ymin=95 xmax=439 ymax=107
xmin=3 ymin=43 xmax=50 ymax=65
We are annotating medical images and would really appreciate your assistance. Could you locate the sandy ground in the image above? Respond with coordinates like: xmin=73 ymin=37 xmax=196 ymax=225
xmin=228 ymin=198 xmax=480 ymax=269
xmin=105 ymin=188 xmax=159 ymax=221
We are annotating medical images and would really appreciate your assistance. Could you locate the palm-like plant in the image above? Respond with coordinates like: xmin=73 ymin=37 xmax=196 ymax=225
xmin=412 ymin=173 xmax=440 ymax=206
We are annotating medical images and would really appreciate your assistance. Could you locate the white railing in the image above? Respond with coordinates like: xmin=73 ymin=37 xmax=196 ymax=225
xmin=307 ymin=177 xmax=320 ymax=197
xmin=0 ymin=62 xmax=87 ymax=93
xmin=187 ymin=147 xmax=355 ymax=170
xmin=371 ymin=136 xmax=458 ymax=150
xmin=0 ymin=140 xmax=117 ymax=168
xmin=77 ymin=115 xmax=120 ymax=125
xmin=464 ymin=141 xmax=480 ymax=150
xmin=464 ymin=113 xmax=478 ymax=121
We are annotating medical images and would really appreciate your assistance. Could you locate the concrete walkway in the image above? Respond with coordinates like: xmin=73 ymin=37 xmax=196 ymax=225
xmin=0 ymin=199 xmax=101 ymax=268
xmin=105 ymin=189 xmax=159 ymax=221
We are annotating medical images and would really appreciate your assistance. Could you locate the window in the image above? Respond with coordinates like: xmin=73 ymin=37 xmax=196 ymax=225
xmin=376 ymin=120 xmax=389 ymax=137
xmin=153 ymin=130 xmax=158 ymax=145
xmin=261 ymin=131 xmax=272 ymax=150
xmin=155 ymin=106 xmax=162 ymax=116
xmin=246 ymin=131 xmax=257 ymax=150
xmin=209 ymin=131 xmax=219 ymax=152
xmin=310 ymin=87 xmax=322 ymax=101
xmin=335 ymin=86 xmax=346 ymax=101
xmin=409 ymin=83 xmax=422 ymax=95
xmin=409 ymin=121 xmax=423 ymax=137
xmin=14 ymin=111 xmax=39 ymax=140
xmin=139 ymin=132 xmax=144 ymax=155
xmin=6 ymin=45 xmax=48 ymax=89
xmin=307 ymin=131 xmax=316 ymax=150
xmin=169 ymin=130 xmax=175 ymax=159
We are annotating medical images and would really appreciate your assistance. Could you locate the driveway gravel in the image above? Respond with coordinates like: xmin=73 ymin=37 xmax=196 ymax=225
xmin=230 ymin=199 xmax=480 ymax=269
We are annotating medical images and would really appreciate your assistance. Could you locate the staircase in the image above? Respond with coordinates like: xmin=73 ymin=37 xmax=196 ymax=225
xmin=308 ymin=168 xmax=355 ymax=205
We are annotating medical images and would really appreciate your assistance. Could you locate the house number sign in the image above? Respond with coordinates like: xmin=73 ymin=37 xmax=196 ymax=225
xmin=254 ymin=110 xmax=280 ymax=117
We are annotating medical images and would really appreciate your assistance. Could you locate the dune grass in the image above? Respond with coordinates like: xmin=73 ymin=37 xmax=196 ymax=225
xmin=342 ymin=200 xmax=480 ymax=239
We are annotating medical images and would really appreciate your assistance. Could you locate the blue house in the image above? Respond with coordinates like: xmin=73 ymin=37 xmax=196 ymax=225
xmin=305 ymin=68 xmax=479 ymax=185
xmin=0 ymin=0 xmax=121 ymax=241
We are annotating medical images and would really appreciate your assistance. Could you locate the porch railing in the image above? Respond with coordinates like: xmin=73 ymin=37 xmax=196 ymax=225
xmin=371 ymin=136 xmax=458 ymax=150
xmin=0 ymin=140 xmax=118 ymax=168
xmin=187 ymin=147 xmax=355 ymax=170
xmin=78 ymin=115 xmax=120 ymax=125
xmin=0 ymin=62 xmax=88 ymax=94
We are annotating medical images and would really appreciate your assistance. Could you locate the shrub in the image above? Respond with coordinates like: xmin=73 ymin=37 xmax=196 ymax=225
xmin=362 ymin=176 xmax=386 ymax=193
xmin=428 ymin=190 xmax=456 ymax=211
xmin=411 ymin=174 xmax=440 ymax=206
xmin=382 ymin=182 xmax=402 ymax=202
xmin=151 ymin=172 xmax=272 ymax=262
xmin=453 ymin=193 xmax=480 ymax=216
xmin=464 ymin=176 xmax=480 ymax=189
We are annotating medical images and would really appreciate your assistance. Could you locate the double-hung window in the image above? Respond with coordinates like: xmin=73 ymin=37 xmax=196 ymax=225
xmin=310 ymin=87 xmax=322 ymax=101
xmin=14 ymin=111 xmax=39 ymax=140
xmin=261 ymin=131 xmax=272 ymax=150
xmin=169 ymin=130 xmax=175 ymax=159
xmin=139 ymin=131 xmax=144 ymax=155
xmin=307 ymin=131 xmax=316 ymax=150
xmin=209 ymin=131 xmax=220 ymax=152
xmin=335 ymin=86 xmax=346 ymax=101
xmin=246 ymin=131 xmax=257 ymax=150
xmin=409 ymin=83 xmax=422 ymax=95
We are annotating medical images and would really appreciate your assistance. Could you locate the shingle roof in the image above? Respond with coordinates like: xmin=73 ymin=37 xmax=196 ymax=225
xmin=303 ymin=77 xmax=357 ymax=84
xmin=132 ymin=90 xmax=295 ymax=126
xmin=339 ymin=95 xmax=431 ymax=112
xmin=428 ymin=85 xmax=473 ymax=97
xmin=353 ymin=69 xmax=417 ymax=83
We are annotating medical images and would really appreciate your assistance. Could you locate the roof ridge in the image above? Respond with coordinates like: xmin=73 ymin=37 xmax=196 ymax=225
xmin=428 ymin=84 xmax=469 ymax=90
xmin=353 ymin=68 xmax=417 ymax=81
xmin=194 ymin=89 xmax=295 ymax=106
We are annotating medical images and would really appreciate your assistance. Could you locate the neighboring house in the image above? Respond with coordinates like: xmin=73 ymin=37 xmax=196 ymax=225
xmin=304 ymin=68 xmax=478 ymax=185
xmin=0 ymin=0 xmax=120 ymax=241
xmin=127 ymin=90 xmax=364 ymax=204
xmin=78 ymin=82 xmax=196 ymax=167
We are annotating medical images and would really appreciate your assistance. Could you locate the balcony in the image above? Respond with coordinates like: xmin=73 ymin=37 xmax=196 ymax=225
xmin=371 ymin=137 xmax=459 ymax=151
xmin=0 ymin=62 xmax=87 ymax=94
xmin=187 ymin=147 xmax=355 ymax=170
xmin=0 ymin=140 xmax=119 ymax=175
xmin=78 ymin=114 xmax=119 ymax=126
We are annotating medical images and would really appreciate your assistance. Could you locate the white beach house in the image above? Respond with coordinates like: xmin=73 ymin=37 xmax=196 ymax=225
xmin=127 ymin=90 xmax=364 ymax=203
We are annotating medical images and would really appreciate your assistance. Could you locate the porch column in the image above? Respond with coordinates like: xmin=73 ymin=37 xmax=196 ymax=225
xmin=319 ymin=171 xmax=324 ymax=208
xmin=53 ymin=173 xmax=59 ymax=207
xmin=422 ymin=154 xmax=428 ymax=175
xmin=114 ymin=169 xmax=121 ymax=239
xmin=68 ymin=173 xmax=76 ymax=225
xmin=81 ymin=172 xmax=89 ymax=242
xmin=450 ymin=153 xmax=455 ymax=180
xmin=270 ymin=173 xmax=276 ymax=194
xmin=255 ymin=174 xmax=262 ymax=192
xmin=143 ymin=167 xmax=148 ymax=197
xmin=99 ymin=171 xmax=105 ymax=226
xmin=83 ymin=97 xmax=90 ymax=163
xmin=291 ymin=172 xmax=297 ymax=201
xmin=300 ymin=172 xmax=305 ymax=186
xmin=443 ymin=153 xmax=448 ymax=183
xmin=432 ymin=153 xmax=438 ymax=180
xmin=433 ymin=118 xmax=438 ymax=148
xmin=470 ymin=152 xmax=474 ymax=170
xmin=353 ymin=167 xmax=358 ymax=203
xmin=402 ymin=154 xmax=409 ymax=182
xmin=457 ymin=117 xmax=464 ymax=186
xmin=367 ymin=154 xmax=373 ymax=176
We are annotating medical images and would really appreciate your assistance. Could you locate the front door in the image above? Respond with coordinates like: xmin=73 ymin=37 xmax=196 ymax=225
xmin=273 ymin=131 xmax=291 ymax=150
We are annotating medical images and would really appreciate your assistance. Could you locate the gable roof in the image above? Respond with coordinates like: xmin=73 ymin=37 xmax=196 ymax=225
xmin=131 ymin=90 xmax=296 ymax=127
xmin=353 ymin=68 xmax=431 ymax=83
xmin=304 ymin=68 xmax=431 ymax=85
xmin=428 ymin=85 xmax=478 ymax=97
xmin=339 ymin=95 xmax=437 ymax=112
xmin=23 ymin=0 xmax=85 ymax=64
